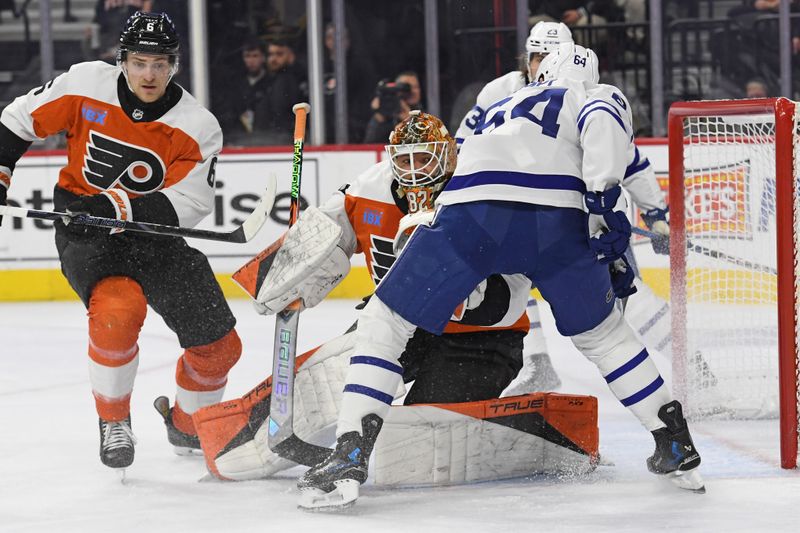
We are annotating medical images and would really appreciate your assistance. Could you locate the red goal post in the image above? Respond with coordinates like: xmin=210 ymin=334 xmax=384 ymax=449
xmin=668 ymin=97 xmax=799 ymax=469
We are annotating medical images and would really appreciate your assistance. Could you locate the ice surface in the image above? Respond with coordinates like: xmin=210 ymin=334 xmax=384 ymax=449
xmin=0 ymin=299 xmax=797 ymax=532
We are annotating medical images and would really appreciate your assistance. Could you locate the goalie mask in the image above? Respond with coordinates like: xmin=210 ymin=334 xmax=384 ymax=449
xmin=386 ymin=111 xmax=457 ymax=214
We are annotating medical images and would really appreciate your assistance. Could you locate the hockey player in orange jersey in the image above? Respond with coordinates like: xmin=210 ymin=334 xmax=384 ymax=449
xmin=0 ymin=12 xmax=242 ymax=470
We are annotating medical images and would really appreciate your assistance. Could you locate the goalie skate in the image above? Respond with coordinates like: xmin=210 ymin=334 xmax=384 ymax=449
xmin=153 ymin=396 xmax=202 ymax=456
xmin=502 ymin=351 xmax=562 ymax=396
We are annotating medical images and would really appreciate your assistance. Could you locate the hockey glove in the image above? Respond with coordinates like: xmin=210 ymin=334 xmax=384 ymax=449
xmin=0 ymin=175 xmax=8 ymax=227
xmin=64 ymin=193 xmax=119 ymax=240
xmin=641 ymin=207 xmax=670 ymax=255
xmin=585 ymin=186 xmax=631 ymax=264
xmin=609 ymin=256 xmax=637 ymax=300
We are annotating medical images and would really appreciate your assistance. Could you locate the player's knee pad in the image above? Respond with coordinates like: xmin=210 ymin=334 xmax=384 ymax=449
xmin=87 ymin=276 xmax=146 ymax=364
xmin=178 ymin=328 xmax=242 ymax=390
xmin=569 ymin=304 xmax=643 ymax=372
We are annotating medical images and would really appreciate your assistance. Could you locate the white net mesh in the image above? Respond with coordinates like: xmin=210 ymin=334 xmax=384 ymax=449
xmin=678 ymin=113 xmax=785 ymax=419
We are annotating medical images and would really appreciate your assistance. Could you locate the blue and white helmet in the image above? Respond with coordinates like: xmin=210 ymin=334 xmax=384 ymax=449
xmin=525 ymin=22 xmax=573 ymax=56
xmin=535 ymin=43 xmax=599 ymax=84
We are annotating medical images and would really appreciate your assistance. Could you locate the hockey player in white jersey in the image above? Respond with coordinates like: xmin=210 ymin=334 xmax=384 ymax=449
xmin=297 ymin=43 xmax=704 ymax=509
xmin=457 ymin=22 xmax=672 ymax=396
xmin=458 ymin=21 xmax=574 ymax=394
xmin=455 ymin=21 xmax=572 ymax=148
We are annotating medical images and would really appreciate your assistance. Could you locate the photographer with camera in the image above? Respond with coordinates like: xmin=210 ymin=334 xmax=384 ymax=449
xmin=363 ymin=71 xmax=422 ymax=143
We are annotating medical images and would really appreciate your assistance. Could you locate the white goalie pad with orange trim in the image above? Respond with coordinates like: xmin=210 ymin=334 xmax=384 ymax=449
xmin=194 ymin=331 xmax=599 ymax=483
xmin=193 ymin=331 xmax=361 ymax=480
xmin=372 ymin=394 xmax=598 ymax=486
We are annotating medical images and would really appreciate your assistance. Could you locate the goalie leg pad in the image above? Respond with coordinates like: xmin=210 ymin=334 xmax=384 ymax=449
xmin=194 ymin=332 xmax=403 ymax=480
xmin=371 ymin=392 xmax=599 ymax=486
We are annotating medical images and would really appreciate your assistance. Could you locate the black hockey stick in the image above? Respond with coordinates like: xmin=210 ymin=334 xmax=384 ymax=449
xmin=267 ymin=103 xmax=333 ymax=467
xmin=0 ymin=174 xmax=277 ymax=243
xmin=632 ymin=226 xmax=777 ymax=274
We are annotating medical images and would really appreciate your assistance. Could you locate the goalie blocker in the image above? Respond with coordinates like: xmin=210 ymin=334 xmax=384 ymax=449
xmin=192 ymin=331 xmax=599 ymax=485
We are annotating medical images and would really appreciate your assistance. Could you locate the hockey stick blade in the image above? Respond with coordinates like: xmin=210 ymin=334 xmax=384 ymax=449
xmin=631 ymin=226 xmax=777 ymax=274
xmin=0 ymin=173 xmax=277 ymax=243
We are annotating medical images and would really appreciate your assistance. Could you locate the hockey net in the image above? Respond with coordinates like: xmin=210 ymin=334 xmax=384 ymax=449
xmin=669 ymin=98 xmax=800 ymax=469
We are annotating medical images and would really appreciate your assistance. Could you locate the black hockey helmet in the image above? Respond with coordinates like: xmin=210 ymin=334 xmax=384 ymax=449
xmin=118 ymin=11 xmax=180 ymax=60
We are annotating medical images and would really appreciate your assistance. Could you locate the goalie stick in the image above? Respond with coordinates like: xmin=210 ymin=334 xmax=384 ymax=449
xmin=0 ymin=174 xmax=277 ymax=243
xmin=254 ymin=103 xmax=333 ymax=467
xmin=631 ymin=226 xmax=777 ymax=275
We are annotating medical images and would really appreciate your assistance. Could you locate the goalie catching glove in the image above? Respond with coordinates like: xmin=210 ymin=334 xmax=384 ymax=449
xmin=252 ymin=206 xmax=350 ymax=314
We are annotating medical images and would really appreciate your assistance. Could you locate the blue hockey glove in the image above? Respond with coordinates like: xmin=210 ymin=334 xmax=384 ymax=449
xmin=585 ymin=186 xmax=631 ymax=264
xmin=640 ymin=207 xmax=670 ymax=255
xmin=609 ymin=256 xmax=638 ymax=300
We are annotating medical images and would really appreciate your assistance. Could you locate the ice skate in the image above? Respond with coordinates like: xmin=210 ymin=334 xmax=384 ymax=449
xmin=153 ymin=396 xmax=201 ymax=456
xmin=647 ymin=400 xmax=705 ymax=493
xmin=503 ymin=351 xmax=562 ymax=396
xmin=99 ymin=416 xmax=136 ymax=470
xmin=297 ymin=414 xmax=382 ymax=511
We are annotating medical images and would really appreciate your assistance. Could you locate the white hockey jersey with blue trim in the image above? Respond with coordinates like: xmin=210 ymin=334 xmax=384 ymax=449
xmin=454 ymin=71 xmax=527 ymax=146
xmin=438 ymin=78 xmax=635 ymax=211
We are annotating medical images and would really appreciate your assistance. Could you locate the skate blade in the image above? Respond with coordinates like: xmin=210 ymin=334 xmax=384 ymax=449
xmin=298 ymin=479 xmax=360 ymax=511
xmin=665 ymin=467 xmax=705 ymax=494
xmin=117 ymin=468 xmax=128 ymax=484
xmin=173 ymin=446 xmax=203 ymax=457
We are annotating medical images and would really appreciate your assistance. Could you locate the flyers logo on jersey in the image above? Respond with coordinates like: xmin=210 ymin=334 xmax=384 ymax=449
xmin=369 ymin=234 xmax=396 ymax=285
xmin=83 ymin=131 xmax=166 ymax=194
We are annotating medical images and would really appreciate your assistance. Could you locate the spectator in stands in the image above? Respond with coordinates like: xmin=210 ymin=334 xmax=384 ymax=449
xmin=248 ymin=38 xmax=302 ymax=145
xmin=217 ymin=37 xmax=301 ymax=146
xmin=323 ymin=22 xmax=379 ymax=143
xmin=528 ymin=1 xmax=623 ymax=28
xmin=216 ymin=38 xmax=270 ymax=142
xmin=85 ymin=0 xmax=153 ymax=62
xmin=363 ymin=71 xmax=422 ymax=144
xmin=745 ymin=78 xmax=770 ymax=98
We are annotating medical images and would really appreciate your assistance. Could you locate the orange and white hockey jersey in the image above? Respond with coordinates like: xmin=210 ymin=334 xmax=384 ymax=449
xmin=0 ymin=61 xmax=220 ymax=228
xmin=318 ymin=160 xmax=530 ymax=334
